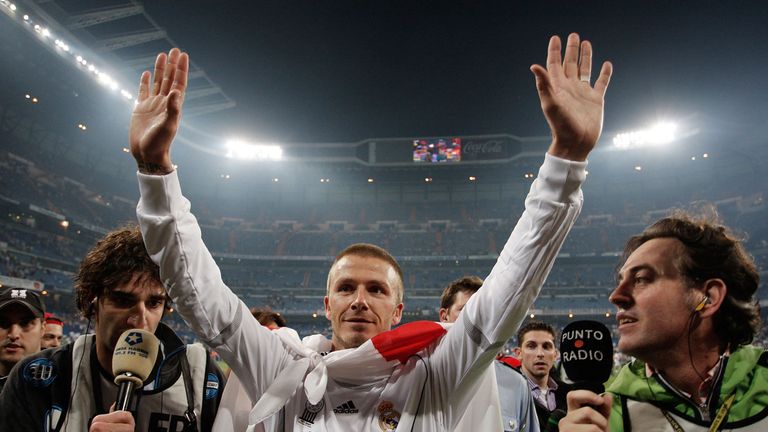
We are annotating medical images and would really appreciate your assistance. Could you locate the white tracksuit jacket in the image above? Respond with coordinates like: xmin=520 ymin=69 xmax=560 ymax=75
xmin=136 ymin=154 xmax=585 ymax=431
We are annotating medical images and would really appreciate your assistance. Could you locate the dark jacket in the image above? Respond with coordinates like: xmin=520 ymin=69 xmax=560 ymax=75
xmin=0 ymin=322 xmax=225 ymax=432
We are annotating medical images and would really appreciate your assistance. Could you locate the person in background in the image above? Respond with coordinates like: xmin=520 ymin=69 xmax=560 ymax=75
xmin=440 ymin=276 xmax=540 ymax=432
xmin=514 ymin=320 xmax=569 ymax=430
xmin=41 ymin=312 xmax=64 ymax=349
xmin=0 ymin=287 xmax=45 ymax=392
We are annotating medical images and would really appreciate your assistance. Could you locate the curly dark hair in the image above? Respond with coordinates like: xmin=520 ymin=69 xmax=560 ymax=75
xmin=621 ymin=210 xmax=761 ymax=348
xmin=439 ymin=276 xmax=484 ymax=310
xmin=75 ymin=225 xmax=167 ymax=318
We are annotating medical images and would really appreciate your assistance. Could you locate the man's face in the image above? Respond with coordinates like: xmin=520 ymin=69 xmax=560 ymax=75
xmin=325 ymin=254 xmax=404 ymax=350
xmin=41 ymin=322 xmax=64 ymax=349
xmin=95 ymin=273 xmax=166 ymax=361
xmin=515 ymin=330 xmax=558 ymax=381
xmin=610 ymin=237 xmax=698 ymax=360
xmin=0 ymin=304 xmax=44 ymax=372
xmin=439 ymin=290 xmax=473 ymax=323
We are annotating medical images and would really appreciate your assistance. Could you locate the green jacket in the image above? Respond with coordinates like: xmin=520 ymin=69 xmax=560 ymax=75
xmin=606 ymin=346 xmax=768 ymax=431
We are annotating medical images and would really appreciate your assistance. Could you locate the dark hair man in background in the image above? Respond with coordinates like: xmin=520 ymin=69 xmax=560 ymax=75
xmin=440 ymin=276 xmax=540 ymax=432
xmin=560 ymin=213 xmax=766 ymax=431
xmin=41 ymin=312 xmax=64 ymax=349
xmin=514 ymin=320 xmax=569 ymax=429
xmin=0 ymin=226 xmax=226 ymax=432
xmin=250 ymin=307 xmax=287 ymax=330
xmin=0 ymin=287 xmax=45 ymax=392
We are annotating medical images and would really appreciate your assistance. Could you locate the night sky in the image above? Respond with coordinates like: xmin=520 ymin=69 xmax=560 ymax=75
xmin=134 ymin=1 xmax=768 ymax=145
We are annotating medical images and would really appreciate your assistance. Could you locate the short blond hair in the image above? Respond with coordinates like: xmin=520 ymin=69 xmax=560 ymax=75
xmin=327 ymin=243 xmax=404 ymax=304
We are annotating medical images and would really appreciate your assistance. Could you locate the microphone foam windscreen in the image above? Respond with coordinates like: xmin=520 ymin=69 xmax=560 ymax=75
xmin=560 ymin=320 xmax=613 ymax=384
xmin=112 ymin=328 xmax=160 ymax=386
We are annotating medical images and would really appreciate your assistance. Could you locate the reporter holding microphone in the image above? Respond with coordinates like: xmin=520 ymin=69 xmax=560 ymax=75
xmin=0 ymin=226 xmax=225 ymax=431
xmin=560 ymin=216 xmax=766 ymax=431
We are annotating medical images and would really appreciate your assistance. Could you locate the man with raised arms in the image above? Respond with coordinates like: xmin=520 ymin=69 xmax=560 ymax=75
xmin=118 ymin=33 xmax=611 ymax=430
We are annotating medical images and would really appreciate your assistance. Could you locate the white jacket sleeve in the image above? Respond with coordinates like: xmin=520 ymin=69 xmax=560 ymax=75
xmin=136 ymin=171 xmax=293 ymax=404
xmin=429 ymin=153 xmax=586 ymax=426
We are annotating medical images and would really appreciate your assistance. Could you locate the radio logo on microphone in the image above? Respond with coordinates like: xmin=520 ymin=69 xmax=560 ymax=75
xmin=125 ymin=332 xmax=144 ymax=346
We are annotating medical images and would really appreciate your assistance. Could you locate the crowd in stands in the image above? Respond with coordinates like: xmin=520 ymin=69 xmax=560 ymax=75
xmin=1 ymin=143 xmax=766 ymax=363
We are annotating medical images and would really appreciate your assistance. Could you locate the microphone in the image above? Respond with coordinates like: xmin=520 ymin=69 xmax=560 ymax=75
xmin=559 ymin=320 xmax=613 ymax=394
xmin=546 ymin=409 xmax=567 ymax=432
xmin=112 ymin=329 xmax=160 ymax=412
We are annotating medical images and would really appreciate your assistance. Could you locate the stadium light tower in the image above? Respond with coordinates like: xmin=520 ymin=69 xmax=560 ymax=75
xmin=612 ymin=121 xmax=678 ymax=150
xmin=225 ymin=139 xmax=283 ymax=161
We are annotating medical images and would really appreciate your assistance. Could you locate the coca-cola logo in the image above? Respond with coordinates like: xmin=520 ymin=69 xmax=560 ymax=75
xmin=462 ymin=140 xmax=503 ymax=155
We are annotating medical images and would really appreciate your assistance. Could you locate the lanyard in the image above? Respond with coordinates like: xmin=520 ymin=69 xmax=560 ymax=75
xmin=662 ymin=393 xmax=736 ymax=432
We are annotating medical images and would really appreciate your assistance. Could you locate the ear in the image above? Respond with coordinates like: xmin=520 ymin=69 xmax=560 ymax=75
xmin=513 ymin=347 xmax=522 ymax=358
xmin=323 ymin=296 xmax=332 ymax=321
xmin=438 ymin=308 xmax=449 ymax=323
xmin=698 ymin=278 xmax=727 ymax=319
xmin=391 ymin=303 xmax=404 ymax=326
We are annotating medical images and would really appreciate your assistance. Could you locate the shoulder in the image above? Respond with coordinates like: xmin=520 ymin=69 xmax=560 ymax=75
xmin=3 ymin=342 xmax=73 ymax=395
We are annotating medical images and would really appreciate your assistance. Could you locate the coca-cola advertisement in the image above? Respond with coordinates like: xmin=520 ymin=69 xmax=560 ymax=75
xmin=461 ymin=138 xmax=515 ymax=161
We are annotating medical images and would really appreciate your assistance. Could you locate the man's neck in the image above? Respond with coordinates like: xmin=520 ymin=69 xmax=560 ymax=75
xmin=95 ymin=343 xmax=114 ymax=379
xmin=647 ymin=338 xmax=723 ymax=398
xmin=525 ymin=370 xmax=551 ymax=389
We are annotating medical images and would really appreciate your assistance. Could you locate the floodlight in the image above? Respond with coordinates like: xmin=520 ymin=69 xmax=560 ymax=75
xmin=613 ymin=122 xmax=678 ymax=150
xmin=225 ymin=139 xmax=283 ymax=161
xmin=41 ymin=28 xmax=50 ymax=37
xmin=10 ymin=3 xmax=16 ymax=11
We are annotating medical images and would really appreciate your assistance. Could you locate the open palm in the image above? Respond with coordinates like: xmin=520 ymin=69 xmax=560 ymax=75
xmin=129 ymin=48 xmax=188 ymax=173
xmin=531 ymin=34 xmax=613 ymax=161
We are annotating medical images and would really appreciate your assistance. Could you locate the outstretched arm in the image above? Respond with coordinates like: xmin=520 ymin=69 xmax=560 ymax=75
xmin=429 ymin=33 xmax=612 ymax=428
xmin=531 ymin=33 xmax=613 ymax=161
xmin=132 ymin=50 xmax=293 ymax=406
xmin=129 ymin=48 xmax=188 ymax=175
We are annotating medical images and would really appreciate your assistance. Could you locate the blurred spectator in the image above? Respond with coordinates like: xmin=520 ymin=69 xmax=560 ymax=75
xmin=41 ymin=312 xmax=64 ymax=349
xmin=0 ymin=287 xmax=45 ymax=392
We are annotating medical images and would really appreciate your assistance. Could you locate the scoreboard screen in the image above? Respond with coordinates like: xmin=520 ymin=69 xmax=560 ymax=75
xmin=413 ymin=137 xmax=461 ymax=163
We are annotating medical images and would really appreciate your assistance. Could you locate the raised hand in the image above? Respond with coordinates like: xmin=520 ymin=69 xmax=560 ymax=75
xmin=531 ymin=33 xmax=613 ymax=161
xmin=129 ymin=48 xmax=189 ymax=174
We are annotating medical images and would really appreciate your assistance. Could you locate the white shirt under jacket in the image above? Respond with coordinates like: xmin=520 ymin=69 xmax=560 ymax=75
xmin=136 ymin=153 xmax=586 ymax=431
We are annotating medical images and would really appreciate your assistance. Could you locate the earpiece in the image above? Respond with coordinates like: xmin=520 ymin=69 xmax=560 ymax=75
xmin=694 ymin=295 xmax=710 ymax=312
xmin=87 ymin=297 xmax=97 ymax=317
